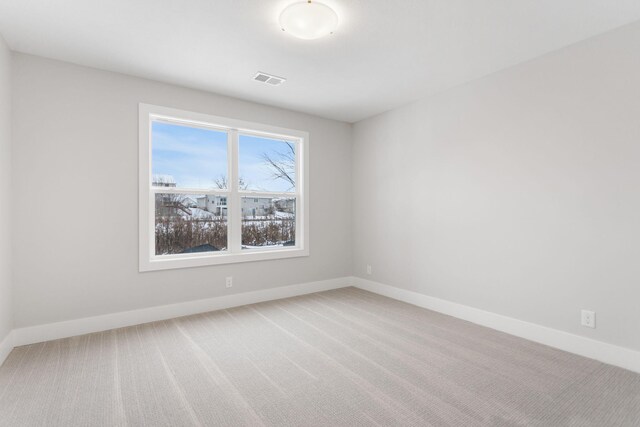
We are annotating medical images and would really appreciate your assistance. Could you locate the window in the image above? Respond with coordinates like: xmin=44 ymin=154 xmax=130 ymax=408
xmin=139 ymin=104 xmax=309 ymax=271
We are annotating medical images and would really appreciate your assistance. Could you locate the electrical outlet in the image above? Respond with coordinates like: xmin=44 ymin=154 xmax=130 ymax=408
xmin=366 ymin=264 xmax=372 ymax=275
xmin=225 ymin=277 xmax=233 ymax=288
xmin=581 ymin=309 xmax=595 ymax=328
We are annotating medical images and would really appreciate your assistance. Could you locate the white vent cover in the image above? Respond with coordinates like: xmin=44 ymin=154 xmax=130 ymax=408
xmin=254 ymin=72 xmax=286 ymax=86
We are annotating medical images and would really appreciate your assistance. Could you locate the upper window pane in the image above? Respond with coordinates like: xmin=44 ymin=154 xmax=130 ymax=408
xmin=152 ymin=121 xmax=228 ymax=189
xmin=239 ymin=134 xmax=296 ymax=192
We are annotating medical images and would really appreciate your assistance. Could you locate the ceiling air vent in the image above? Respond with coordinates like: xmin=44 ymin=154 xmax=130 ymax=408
xmin=254 ymin=72 xmax=286 ymax=86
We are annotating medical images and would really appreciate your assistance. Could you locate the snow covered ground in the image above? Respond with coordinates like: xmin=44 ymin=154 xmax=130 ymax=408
xmin=184 ymin=207 xmax=217 ymax=219
xmin=172 ymin=209 xmax=294 ymax=221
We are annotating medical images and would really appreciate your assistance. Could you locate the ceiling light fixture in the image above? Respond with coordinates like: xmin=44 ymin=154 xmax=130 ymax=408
xmin=279 ymin=1 xmax=339 ymax=40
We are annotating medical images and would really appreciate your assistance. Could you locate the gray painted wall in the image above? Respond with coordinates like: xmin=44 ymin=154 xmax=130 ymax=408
xmin=11 ymin=54 xmax=352 ymax=328
xmin=6 ymin=21 xmax=640 ymax=355
xmin=352 ymin=23 xmax=640 ymax=351
xmin=0 ymin=36 xmax=12 ymax=343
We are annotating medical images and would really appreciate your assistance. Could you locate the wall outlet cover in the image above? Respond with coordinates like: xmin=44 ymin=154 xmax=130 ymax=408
xmin=581 ymin=309 xmax=596 ymax=328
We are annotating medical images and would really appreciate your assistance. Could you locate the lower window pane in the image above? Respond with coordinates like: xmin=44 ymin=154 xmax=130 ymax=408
xmin=155 ymin=193 xmax=228 ymax=255
xmin=241 ymin=197 xmax=296 ymax=249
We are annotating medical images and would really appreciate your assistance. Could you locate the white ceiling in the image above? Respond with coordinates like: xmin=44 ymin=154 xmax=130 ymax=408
xmin=1 ymin=1 xmax=639 ymax=122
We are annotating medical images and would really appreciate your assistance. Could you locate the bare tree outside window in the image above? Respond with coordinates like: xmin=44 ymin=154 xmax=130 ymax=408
xmin=214 ymin=175 xmax=249 ymax=190
xmin=261 ymin=141 xmax=295 ymax=190
xmin=235 ymin=140 xmax=297 ymax=248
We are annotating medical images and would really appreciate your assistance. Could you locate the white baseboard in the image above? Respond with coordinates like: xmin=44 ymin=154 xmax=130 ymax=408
xmin=13 ymin=277 xmax=352 ymax=347
xmin=353 ymin=276 xmax=640 ymax=374
xmin=8 ymin=276 xmax=639 ymax=375
xmin=0 ymin=330 xmax=14 ymax=367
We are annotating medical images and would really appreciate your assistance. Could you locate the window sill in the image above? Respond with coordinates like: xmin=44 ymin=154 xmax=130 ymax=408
xmin=139 ymin=247 xmax=309 ymax=272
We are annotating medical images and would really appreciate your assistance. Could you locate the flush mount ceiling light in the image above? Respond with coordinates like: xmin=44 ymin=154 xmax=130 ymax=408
xmin=279 ymin=1 xmax=339 ymax=40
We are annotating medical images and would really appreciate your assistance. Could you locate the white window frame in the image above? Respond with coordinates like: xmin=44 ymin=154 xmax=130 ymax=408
xmin=139 ymin=103 xmax=309 ymax=272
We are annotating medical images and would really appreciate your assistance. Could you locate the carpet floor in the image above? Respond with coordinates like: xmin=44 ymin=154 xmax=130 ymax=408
xmin=1 ymin=287 xmax=639 ymax=426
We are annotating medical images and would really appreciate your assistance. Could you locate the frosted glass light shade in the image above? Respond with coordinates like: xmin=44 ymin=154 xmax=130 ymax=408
xmin=279 ymin=1 xmax=338 ymax=40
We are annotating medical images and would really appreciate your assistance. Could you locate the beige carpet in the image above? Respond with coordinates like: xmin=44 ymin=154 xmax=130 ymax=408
xmin=1 ymin=287 xmax=639 ymax=426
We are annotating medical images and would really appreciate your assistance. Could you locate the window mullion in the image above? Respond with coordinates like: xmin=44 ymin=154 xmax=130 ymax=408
xmin=238 ymin=191 xmax=297 ymax=198
xmin=229 ymin=129 xmax=242 ymax=253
